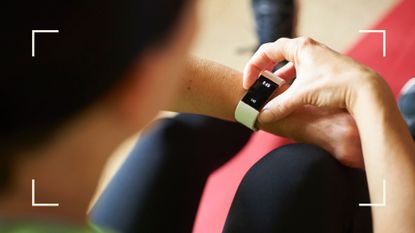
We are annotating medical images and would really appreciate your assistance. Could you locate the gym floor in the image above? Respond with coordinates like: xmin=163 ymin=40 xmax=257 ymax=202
xmin=92 ymin=0 xmax=398 ymax=211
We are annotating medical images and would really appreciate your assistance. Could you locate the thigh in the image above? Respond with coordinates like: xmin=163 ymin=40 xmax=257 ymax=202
xmin=90 ymin=114 xmax=251 ymax=233
xmin=223 ymin=143 xmax=372 ymax=233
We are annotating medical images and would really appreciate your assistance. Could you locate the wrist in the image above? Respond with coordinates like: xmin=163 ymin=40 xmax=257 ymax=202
xmin=348 ymin=74 xmax=402 ymax=148
xmin=235 ymin=71 xmax=286 ymax=130
xmin=347 ymin=70 xmax=392 ymax=117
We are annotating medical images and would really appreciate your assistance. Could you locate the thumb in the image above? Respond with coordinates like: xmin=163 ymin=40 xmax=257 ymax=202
xmin=258 ymin=87 xmax=303 ymax=123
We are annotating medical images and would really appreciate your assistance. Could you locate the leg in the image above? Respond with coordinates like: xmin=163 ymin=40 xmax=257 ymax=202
xmin=252 ymin=0 xmax=295 ymax=45
xmin=90 ymin=114 xmax=251 ymax=233
xmin=223 ymin=144 xmax=372 ymax=233
xmin=252 ymin=0 xmax=295 ymax=71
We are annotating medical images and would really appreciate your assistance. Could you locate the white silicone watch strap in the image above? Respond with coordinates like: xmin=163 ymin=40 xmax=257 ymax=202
xmin=262 ymin=70 xmax=286 ymax=86
xmin=234 ymin=101 xmax=259 ymax=130
xmin=234 ymin=71 xmax=286 ymax=130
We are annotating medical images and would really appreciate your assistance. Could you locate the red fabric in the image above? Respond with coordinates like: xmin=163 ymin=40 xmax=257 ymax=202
xmin=193 ymin=0 xmax=415 ymax=232
xmin=347 ymin=0 xmax=415 ymax=97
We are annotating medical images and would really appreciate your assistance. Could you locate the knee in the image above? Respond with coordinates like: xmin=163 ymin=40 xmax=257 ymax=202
xmin=241 ymin=144 xmax=346 ymax=190
xmin=225 ymin=144 xmax=353 ymax=232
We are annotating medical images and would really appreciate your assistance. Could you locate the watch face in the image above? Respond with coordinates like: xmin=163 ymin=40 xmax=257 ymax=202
xmin=242 ymin=75 xmax=278 ymax=110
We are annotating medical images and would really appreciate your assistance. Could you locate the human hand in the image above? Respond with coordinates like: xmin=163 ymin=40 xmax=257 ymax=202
xmin=244 ymin=38 xmax=415 ymax=233
xmin=243 ymin=37 xmax=382 ymax=122
xmin=243 ymin=37 xmax=384 ymax=167
xmin=257 ymin=105 xmax=364 ymax=168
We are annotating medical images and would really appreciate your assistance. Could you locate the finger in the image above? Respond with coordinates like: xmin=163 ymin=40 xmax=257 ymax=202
xmin=274 ymin=62 xmax=296 ymax=80
xmin=243 ymin=44 xmax=275 ymax=89
xmin=258 ymin=86 xmax=303 ymax=123
xmin=243 ymin=38 xmax=297 ymax=89
xmin=264 ymin=62 xmax=277 ymax=73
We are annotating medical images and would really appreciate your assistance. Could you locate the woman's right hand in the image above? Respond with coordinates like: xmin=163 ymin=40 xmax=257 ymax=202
xmin=246 ymin=37 xmax=415 ymax=233
xmin=242 ymin=37 xmax=385 ymax=123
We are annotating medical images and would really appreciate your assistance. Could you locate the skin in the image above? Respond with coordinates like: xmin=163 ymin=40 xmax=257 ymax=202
xmin=0 ymin=0 xmax=199 ymax=225
xmin=171 ymin=57 xmax=363 ymax=167
xmin=243 ymin=37 xmax=415 ymax=233
xmin=2 ymin=2 xmax=410 ymax=232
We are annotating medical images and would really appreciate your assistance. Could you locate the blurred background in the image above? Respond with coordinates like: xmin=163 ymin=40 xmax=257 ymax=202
xmin=192 ymin=0 xmax=397 ymax=70
xmin=92 ymin=0 xmax=399 ymax=229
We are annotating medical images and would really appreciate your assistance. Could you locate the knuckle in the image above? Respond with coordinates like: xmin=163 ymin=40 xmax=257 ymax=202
xmin=342 ymin=122 xmax=360 ymax=142
xmin=274 ymin=37 xmax=289 ymax=44
xmin=297 ymin=36 xmax=316 ymax=48
xmin=290 ymin=37 xmax=317 ymax=64
xmin=298 ymin=37 xmax=317 ymax=52
xmin=335 ymin=145 xmax=364 ymax=168
xmin=337 ymin=114 xmax=360 ymax=141
xmin=258 ymin=42 xmax=272 ymax=52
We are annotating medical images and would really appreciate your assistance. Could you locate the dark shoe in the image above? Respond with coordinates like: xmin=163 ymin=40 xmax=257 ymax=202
xmin=252 ymin=0 xmax=295 ymax=44
xmin=252 ymin=0 xmax=295 ymax=71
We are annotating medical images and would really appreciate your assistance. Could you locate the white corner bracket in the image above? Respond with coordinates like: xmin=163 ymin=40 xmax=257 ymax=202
xmin=31 ymin=30 xmax=59 ymax=57
xmin=359 ymin=179 xmax=386 ymax=207
xmin=358 ymin=29 xmax=387 ymax=57
xmin=32 ymin=179 xmax=59 ymax=207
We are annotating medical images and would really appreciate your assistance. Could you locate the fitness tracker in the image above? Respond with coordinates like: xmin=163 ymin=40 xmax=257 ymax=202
xmin=235 ymin=71 xmax=285 ymax=130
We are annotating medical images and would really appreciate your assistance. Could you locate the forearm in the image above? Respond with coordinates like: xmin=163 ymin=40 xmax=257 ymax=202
xmin=352 ymin=79 xmax=415 ymax=232
xmin=167 ymin=57 xmax=364 ymax=164
xmin=166 ymin=56 xmax=245 ymax=121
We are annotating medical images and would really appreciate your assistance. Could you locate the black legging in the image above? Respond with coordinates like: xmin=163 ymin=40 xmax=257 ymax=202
xmin=223 ymin=144 xmax=372 ymax=233
xmin=90 ymin=114 xmax=372 ymax=233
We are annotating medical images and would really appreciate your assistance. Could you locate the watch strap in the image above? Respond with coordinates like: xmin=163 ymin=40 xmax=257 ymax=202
xmin=234 ymin=101 xmax=259 ymax=130
xmin=234 ymin=71 xmax=285 ymax=130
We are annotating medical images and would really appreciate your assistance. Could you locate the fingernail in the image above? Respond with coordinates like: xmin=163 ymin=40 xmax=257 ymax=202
xmin=242 ymin=83 xmax=248 ymax=90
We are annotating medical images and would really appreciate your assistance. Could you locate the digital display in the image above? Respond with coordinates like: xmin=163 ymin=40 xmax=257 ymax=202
xmin=242 ymin=75 xmax=278 ymax=111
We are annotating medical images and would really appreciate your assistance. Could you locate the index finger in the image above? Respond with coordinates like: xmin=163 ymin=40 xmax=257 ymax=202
xmin=242 ymin=37 xmax=298 ymax=89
